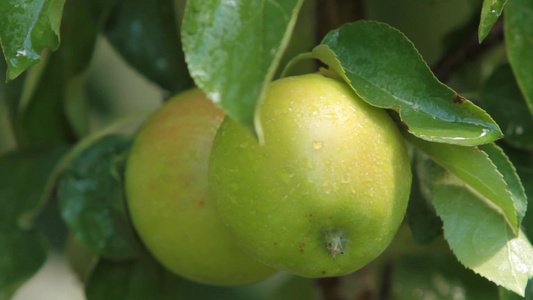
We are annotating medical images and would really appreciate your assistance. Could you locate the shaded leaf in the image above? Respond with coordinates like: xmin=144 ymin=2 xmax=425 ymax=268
xmin=430 ymin=161 xmax=533 ymax=296
xmin=181 ymin=0 xmax=304 ymax=141
xmin=0 ymin=230 xmax=47 ymax=300
xmin=58 ymin=134 xmax=141 ymax=260
xmin=480 ymin=64 xmax=533 ymax=150
xmin=407 ymin=151 xmax=443 ymax=244
xmin=505 ymin=0 xmax=533 ymax=116
xmin=104 ymin=0 xmax=193 ymax=93
xmin=85 ymin=257 xmax=181 ymax=300
xmin=478 ymin=0 xmax=506 ymax=42
xmin=20 ymin=0 xmax=114 ymax=146
xmin=311 ymin=21 xmax=502 ymax=146
xmin=20 ymin=54 xmax=76 ymax=146
xmin=406 ymin=134 xmax=526 ymax=232
xmin=501 ymin=145 xmax=533 ymax=239
xmin=0 ymin=0 xmax=66 ymax=80
xmin=392 ymin=251 xmax=498 ymax=300
xmin=0 ymin=144 xmax=69 ymax=230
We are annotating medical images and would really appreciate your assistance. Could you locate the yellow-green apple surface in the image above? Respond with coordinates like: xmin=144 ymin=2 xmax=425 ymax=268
xmin=125 ymin=89 xmax=277 ymax=285
xmin=209 ymin=73 xmax=412 ymax=277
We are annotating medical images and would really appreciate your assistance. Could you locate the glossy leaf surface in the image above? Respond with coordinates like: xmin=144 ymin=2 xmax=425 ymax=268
xmin=312 ymin=21 xmax=502 ymax=146
xmin=478 ymin=0 xmax=506 ymax=42
xmin=182 ymin=0 xmax=303 ymax=140
xmin=0 ymin=0 xmax=66 ymax=80
xmin=58 ymin=135 xmax=141 ymax=260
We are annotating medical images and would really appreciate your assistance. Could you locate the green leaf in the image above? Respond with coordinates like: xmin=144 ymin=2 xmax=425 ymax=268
xmin=0 ymin=144 xmax=66 ymax=299
xmin=19 ymin=54 xmax=76 ymax=146
xmin=178 ymin=272 xmax=307 ymax=300
xmin=57 ymin=134 xmax=142 ymax=260
xmin=392 ymin=252 xmax=498 ymax=300
xmin=407 ymin=151 xmax=443 ymax=244
xmin=502 ymin=145 xmax=533 ymax=239
xmin=0 ymin=0 xmax=66 ymax=80
xmin=0 ymin=144 xmax=69 ymax=230
xmin=430 ymin=161 xmax=533 ymax=296
xmin=85 ymin=257 xmax=182 ymax=300
xmin=478 ymin=0 xmax=506 ymax=42
xmin=311 ymin=21 xmax=502 ymax=146
xmin=505 ymin=0 xmax=533 ymax=116
xmin=104 ymin=0 xmax=193 ymax=93
xmin=480 ymin=64 xmax=533 ymax=150
xmin=0 ymin=230 xmax=47 ymax=300
xmin=406 ymin=134 xmax=526 ymax=232
xmin=181 ymin=0 xmax=304 ymax=141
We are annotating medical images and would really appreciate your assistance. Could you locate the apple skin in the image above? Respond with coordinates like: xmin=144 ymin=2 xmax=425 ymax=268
xmin=209 ymin=74 xmax=412 ymax=278
xmin=125 ymin=89 xmax=277 ymax=286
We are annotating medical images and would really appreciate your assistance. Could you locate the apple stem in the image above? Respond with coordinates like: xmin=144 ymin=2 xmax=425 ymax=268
xmin=326 ymin=232 xmax=344 ymax=259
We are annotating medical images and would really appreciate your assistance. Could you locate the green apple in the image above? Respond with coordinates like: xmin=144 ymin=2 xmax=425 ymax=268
xmin=125 ymin=89 xmax=277 ymax=285
xmin=209 ymin=73 xmax=412 ymax=277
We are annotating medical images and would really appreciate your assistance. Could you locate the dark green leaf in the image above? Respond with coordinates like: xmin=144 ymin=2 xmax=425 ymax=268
xmin=392 ymin=251 xmax=498 ymax=300
xmin=501 ymin=145 xmax=533 ymax=239
xmin=20 ymin=0 xmax=117 ymax=146
xmin=0 ymin=0 xmax=66 ymax=80
xmin=182 ymin=0 xmax=304 ymax=140
xmin=478 ymin=0 xmax=506 ymax=42
xmin=0 ymin=144 xmax=69 ymax=230
xmin=20 ymin=55 xmax=76 ymax=146
xmin=178 ymin=272 xmax=305 ymax=300
xmin=58 ymin=134 xmax=141 ymax=260
xmin=85 ymin=257 xmax=181 ymax=300
xmin=480 ymin=64 xmax=533 ymax=150
xmin=407 ymin=152 xmax=443 ymax=244
xmin=0 ymin=230 xmax=47 ymax=300
xmin=429 ymin=161 xmax=533 ymax=296
xmin=312 ymin=21 xmax=502 ymax=146
xmin=406 ymin=134 xmax=526 ymax=232
xmin=104 ymin=0 xmax=193 ymax=93
xmin=505 ymin=0 xmax=533 ymax=116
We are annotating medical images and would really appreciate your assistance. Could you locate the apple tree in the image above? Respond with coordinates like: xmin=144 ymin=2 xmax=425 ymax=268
xmin=1 ymin=0 xmax=533 ymax=299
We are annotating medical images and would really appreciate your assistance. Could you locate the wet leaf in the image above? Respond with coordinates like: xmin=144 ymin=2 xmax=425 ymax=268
xmin=311 ymin=21 xmax=502 ymax=146
xmin=406 ymin=134 xmax=526 ymax=233
xmin=505 ymin=0 xmax=533 ymax=116
xmin=57 ymin=134 xmax=142 ymax=260
xmin=104 ymin=0 xmax=193 ymax=93
xmin=181 ymin=0 xmax=304 ymax=141
xmin=478 ymin=0 xmax=506 ymax=42
xmin=0 ymin=0 xmax=66 ymax=80
xmin=480 ymin=64 xmax=533 ymax=150
xmin=430 ymin=161 xmax=533 ymax=296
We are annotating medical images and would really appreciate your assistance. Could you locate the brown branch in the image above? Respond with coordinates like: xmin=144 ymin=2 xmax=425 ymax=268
xmin=432 ymin=19 xmax=504 ymax=83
